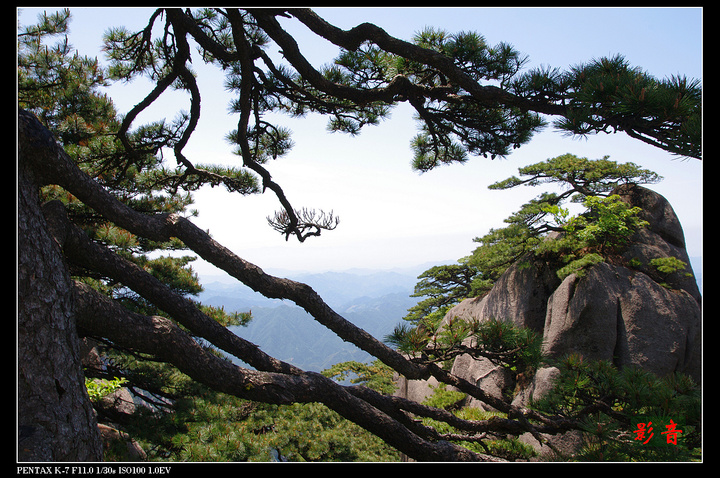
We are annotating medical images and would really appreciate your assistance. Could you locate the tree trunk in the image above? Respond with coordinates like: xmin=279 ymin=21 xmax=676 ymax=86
xmin=18 ymin=109 xmax=102 ymax=461
xmin=14 ymin=109 xmax=516 ymax=461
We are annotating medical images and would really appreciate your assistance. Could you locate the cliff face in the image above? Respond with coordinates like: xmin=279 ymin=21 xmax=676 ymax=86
xmin=397 ymin=185 xmax=702 ymax=412
xmin=542 ymin=260 xmax=700 ymax=379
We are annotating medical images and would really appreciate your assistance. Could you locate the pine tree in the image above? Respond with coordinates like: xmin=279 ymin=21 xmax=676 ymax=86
xmin=391 ymin=154 xmax=699 ymax=461
xmin=18 ymin=8 xmax=701 ymax=462
xmin=18 ymin=10 xmax=251 ymax=460
xmin=401 ymin=154 xmax=662 ymax=333
xmin=469 ymin=154 xmax=661 ymax=284
xmin=531 ymin=355 xmax=700 ymax=461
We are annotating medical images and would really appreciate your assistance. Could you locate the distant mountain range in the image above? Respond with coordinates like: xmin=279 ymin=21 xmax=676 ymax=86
xmin=196 ymin=267 xmax=428 ymax=371
xmin=197 ymin=257 xmax=701 ymax=372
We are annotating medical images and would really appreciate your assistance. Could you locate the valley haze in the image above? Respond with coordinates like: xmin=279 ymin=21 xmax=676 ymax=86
xmin=196 ymin=263 xmax=440 ymax=371
xmin=197 ymin=257 xmax=701 ymax=372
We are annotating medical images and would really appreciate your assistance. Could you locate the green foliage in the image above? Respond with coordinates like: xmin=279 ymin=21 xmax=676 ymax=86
xmin=532 ymin=354 xmax=701 ymax=461
xmin=18 ymin=9 xmax=113 ymax=142
xmin=553 ymin=55 xmax=701 ymax=159
xmin=471 ymin=318 xmax=544 ymax=374
xmin=470 ymin=155 xmax=657 ymax=285
xmin=245 ymin=402 xmax=400 ymax=462
xmin=555 ymin=253 xmax=605 ymax=281
xmin=399 ymin=42 xmax=701 ymax=167
xmin=466 ymin=222 xmax=539 ymax=294
xmin=387 ymin=316 xmax=543 ymax=381
xmin=198 ymin=304 xmax=252 ymax=329
xmin=403 ymin=264 xmax=478 ymax=324
xmin=648 ymin=256 xmax=693 ymax=289
xmin=422 ymin=383 xmax=466 ymax=410
xmin=546 ymin=194 xmax=648 ymax=280
xmin=18 ymin=11 xmax=260 ymax=461
xmin=563 ymin=195 xmax=649 ymax=253
xmin=134 ymin=255 xmax=203 ymax=297
xmin=393 ymin=153 xmax=662 ymax=407
xmin=322 ymin=360 xmax=397 ymax=395
xmin=385 ymin=321 xmax=434 ymax=356
xmin=124 ymin=390 xmax=401 ymax=462
xmin=20 ymin=9 xmax=699 ymax=462
xmin=85 ymin=377 xmax=128 ymax=402
xmin=400 ymin=27 xmax=547 ymax=169
xmin=650 ymin=256 xmax=688 ymax=275
xmin=490 ymin=153 xmax=662 ymax=199
xmin=411 ymin=133 xmax=469 ymax=172
xmin=420 ymin=386 xmax=538 ymax=461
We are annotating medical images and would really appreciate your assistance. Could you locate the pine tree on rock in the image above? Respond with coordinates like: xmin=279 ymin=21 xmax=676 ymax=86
xmin=18 ymin=8 xmax=700 ymax=462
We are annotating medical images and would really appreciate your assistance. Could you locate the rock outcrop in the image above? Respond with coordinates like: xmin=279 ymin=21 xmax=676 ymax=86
xmin=396 ymin=185 xmax=701 ymax=438
xmin=542 ymin=260 xmax=700 ymax=380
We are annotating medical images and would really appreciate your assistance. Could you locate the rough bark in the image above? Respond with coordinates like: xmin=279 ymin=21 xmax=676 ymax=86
xmin=20 ymin=108 xmax=525 ymax=461
xmin=71 ymin=280 xmax=492 ymax=462
xmin=18 ymin=110 xmax=102 ymax=461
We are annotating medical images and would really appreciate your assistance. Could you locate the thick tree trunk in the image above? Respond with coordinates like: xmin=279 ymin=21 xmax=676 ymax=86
xmin=18 ymin=109 xmax=102 ymax=461
xmin=16 ymin=109 xmax=528 ymax=461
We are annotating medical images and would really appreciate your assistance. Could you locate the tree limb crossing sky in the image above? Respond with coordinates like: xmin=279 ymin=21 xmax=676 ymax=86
xmin=17 ymin=7 xmax=703 ymax=279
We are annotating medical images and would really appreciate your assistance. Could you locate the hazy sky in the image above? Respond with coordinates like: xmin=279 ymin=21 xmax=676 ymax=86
xmin=18 ymin=7 xmax=703 ymax=280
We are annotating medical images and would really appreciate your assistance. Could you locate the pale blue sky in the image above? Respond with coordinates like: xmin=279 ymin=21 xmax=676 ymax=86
xmin=18 ymin=7 xmax=703 ymax=279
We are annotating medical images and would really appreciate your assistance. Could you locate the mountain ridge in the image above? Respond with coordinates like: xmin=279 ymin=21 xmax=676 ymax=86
xmin=197 ymin=257 xmax=701 ymax=372
xmin=197 ymin=268 xmax=423 ymax=371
